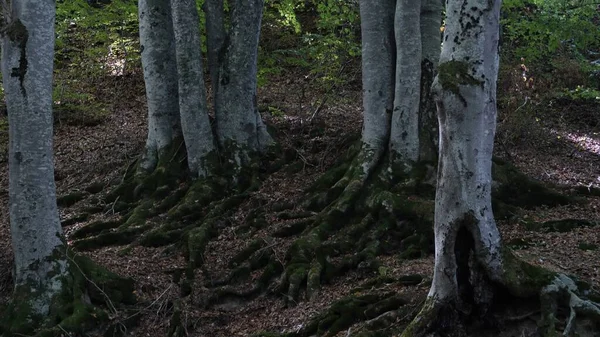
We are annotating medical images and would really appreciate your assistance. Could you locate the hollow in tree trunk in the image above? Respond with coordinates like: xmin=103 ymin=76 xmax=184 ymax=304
xmin=401 ymin=1 xmax=600 ymax=335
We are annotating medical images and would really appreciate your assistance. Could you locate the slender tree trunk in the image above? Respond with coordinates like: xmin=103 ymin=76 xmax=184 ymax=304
xmin=389 ymin=0 xmax=422 ymax=170
xmin=138 ymin=0 xmax=182 ymax=172
xmin=428 ymin=0 xmax=502 ymax=310
xmin=418 ymin=0 xmax=442 ymax=162
xmin=359 ymin=0 xmax=442 ymax=174
xmin=1 ymin=0 xmax=68 ymax=318
xmin=203 ymin=0 xmax=225 ymax=97
xmin=214 ymin=0 xmax=272 ymax=169
xmin=358 ymin=0 xmax=395 ymax=172
xmin=171 ymin=0 xmax=217 ymax=178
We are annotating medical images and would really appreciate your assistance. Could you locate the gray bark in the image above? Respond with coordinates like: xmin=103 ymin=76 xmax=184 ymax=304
xmin=358 ymin=0 xmax=395 ymax=172
xmin=203 ymin=0 xmax=225 ymax=97
xmin=214 ymin=0 xmax=272 ymax=167
xmin=171 ymin=0 xmax=217 ymax=178
xmin=138 ymin=0 xmax=182 ymax=172
xmin=428 ymin=0 xmax=502 ymax=305
xmin=389 ymin=0 xmax=421 ymax=170
xmin=418 ymin=0 xmax=443 ymax=162
xmin=1 ymin=0 xmax=68 ymax=316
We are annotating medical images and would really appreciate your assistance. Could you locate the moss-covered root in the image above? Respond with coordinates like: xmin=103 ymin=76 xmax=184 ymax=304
xmin=399 ymin=299 xmax=456 ymax=337
xmin=501 ymin=250 xmax=600 ymax=336
xmin=297 ymin=292 xmax=408 ymax=337
xmin=167 ymin=300 xmax=187 ymax=337
xmin=491 ymin=159 xmax=573 ymax=208
xmin=272 ymin=227 xmax=324 ymax=306
xmin=1 ymin=253 xmax=135 ymax=337
xmin=538 ymin=274 xmax=600 ymax=336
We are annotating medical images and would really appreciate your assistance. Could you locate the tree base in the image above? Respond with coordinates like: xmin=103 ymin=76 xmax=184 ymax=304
xmin=1 ymin=253 xmax=135 ymax=337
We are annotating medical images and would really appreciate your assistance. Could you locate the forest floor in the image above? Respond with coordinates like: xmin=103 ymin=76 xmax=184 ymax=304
xmin=0 ymin=66 xmax=598 ymax=337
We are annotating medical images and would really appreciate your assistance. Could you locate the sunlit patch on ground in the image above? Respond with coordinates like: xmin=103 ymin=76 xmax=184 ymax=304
xmin=551 ymin=129 xmax=600 ymax=156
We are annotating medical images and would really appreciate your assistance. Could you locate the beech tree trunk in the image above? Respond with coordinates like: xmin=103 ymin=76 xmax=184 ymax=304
xmin=203 ymin=0 xmax=225 ymax=98
xmin=418 ymin=0 xmax=443 ymax=162
xmin=390 ymin=0 xmax=421 ymax=170
xmin=171 ymin=0 xmax=216 ymax=178
xmin=359 ymin=0 xmax=442 ymax=172
xmin=213 ymin=0 xmax=273 ymax=170
xmin=359 ymin=0 xmax=395 ymax=169
xmin=138 ymin=0 xmax=182 ymax=172
xmin=1 ymin=0 xmax=69 ymax=318
xmin=428 ymin=0 xmax=502 ymax=311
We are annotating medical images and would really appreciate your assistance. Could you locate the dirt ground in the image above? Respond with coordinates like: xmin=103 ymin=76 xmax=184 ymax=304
xmin=0 ymin=68 xmax=598 ymax=337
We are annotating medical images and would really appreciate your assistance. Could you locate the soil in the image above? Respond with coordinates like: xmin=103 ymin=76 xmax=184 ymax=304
xmin=0 ymin=67 xmax=598 ymax=337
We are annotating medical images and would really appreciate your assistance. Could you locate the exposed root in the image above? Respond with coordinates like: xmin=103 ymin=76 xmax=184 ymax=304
xmin=256 ymin=290 xmax=411 ymax=337
xmin=539 ymin=274 xmax=600 ymax=336
xmin=491 ymin=159 xmax=573 ymax=209
xmin=1 ymin=251 xmax=136 ymax=336
xmin=399 ymin=249 xmax=600 ymax=337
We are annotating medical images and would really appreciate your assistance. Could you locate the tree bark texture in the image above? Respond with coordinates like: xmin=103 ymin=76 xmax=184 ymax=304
xmin=1 ymin=0 xmax=68 ymax=317
xmin=390 ymin=0 xmax=422 ymax=170
xmin=214 ymin=0 xmax=273 ymax=168
xmin=171 ymin=0 xmax=216 ymax=178
xmin=428 ymin=0 xmax=502 ymax=307
xmin=359 ymin=0 xmax=395 ymax=173
xmin=359 ymin=0 xmax=442 ymax=173
xmin=138 ymin=0 xmax=182 ymax=172
xmin=419 ymin=0 xmax=443 ymax=162
xmin=203 ymin=0 xmax=225 ymax=98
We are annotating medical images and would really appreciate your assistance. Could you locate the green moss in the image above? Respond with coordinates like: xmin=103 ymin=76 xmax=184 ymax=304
xmin=272 ymin=219 xmax=312 ymax=238
xmin=506 ymin=237 xmax=533 ymax=249
xmin=122 ymin=200 xmax=153 ymax=228
xmin=2 ymin=250 xmax=134 ymax=337
xmin=399 ymin=297 xmax=438 ymax=337
xmin=186 ymin=221 xmax=214 ymax=268
xmin=70 ymin=219 xmax=122 ymax=239
xmin=437 ymin=60 xmax=484 ymax=104
xmin=84 ymin=182 xmax=105 ymax=194
xmin=229 ymin=239 xmax=264 ymax=268
xmin=139 ymin=228 xmax=184 ymax=247
xmin=397 ymin=274 xmax=424 ymax=286
xmin=295 ymin=292 xmax=406 ymax=337
xmin=500 ymin=247 xmax=556 ymax=297
xmin=57 ymin=191 xmax=88 ymax=207
xmin=578 ymin=242 xmax=598 ymax=251
xmin=60 ymin=212 xmax=90 ymax=227
xmin=492 ymin=161 xmax=572 ymax=208
xmin=524 ymin=218 xmax=597 ymax=233
xmin=71 ymin=226 xmax=148 ymax=250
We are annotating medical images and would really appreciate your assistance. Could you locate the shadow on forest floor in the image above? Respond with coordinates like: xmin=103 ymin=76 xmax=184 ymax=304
xmin=0 ymin=69 xmax=598 ymax=336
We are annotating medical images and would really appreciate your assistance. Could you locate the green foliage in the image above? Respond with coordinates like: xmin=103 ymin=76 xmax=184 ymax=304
xmin=260 ymin=0 xmax=360 ymax=87
xmin=559 ymin=85 xmax=600 ymax=101
xmin=53 ymin=0 xmax=139 ymax=125
xmin=502 ymin=0 xmax=600 ymax=63
xmin=55 ymin=0 xmax=139 ymax=74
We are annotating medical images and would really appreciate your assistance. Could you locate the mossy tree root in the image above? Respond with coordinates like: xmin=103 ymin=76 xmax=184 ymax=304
xmin=1 ymin=251 xmax=135 ymax=337
xmin=256 ymin=291 xmax=409 ymax=337
xmin=400 ymin=248 xmax=600 ymax=337
xmin=491 ymin=159 xmax=573 ymax=209
xmin=179 ymin=182 xmax=264 ymax=296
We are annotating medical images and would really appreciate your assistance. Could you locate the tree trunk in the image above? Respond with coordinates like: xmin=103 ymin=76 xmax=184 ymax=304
xmin=214 ymin=0 xmax=272 ymax=171
xmin=1 ymin=0 xmax=68 ymax=319
xmin=358 ymin=0 xmax=442 ymax=174
xmin=138 ymin=0 xmax=182 ymax=172
xmin=203 ymin=0 xmax=225 ymax=98
xmin=358 ymin=0 xmax=395 ymax=170
xmin=171 ymin=0 xmax=217 ymax=178
xmin=410 ymin=0 xmax=504 ymax=331
xmin=389 ymin=0 xmax=422 ymax=170
xmin=418 ymin=0 xmax=442 ymax=162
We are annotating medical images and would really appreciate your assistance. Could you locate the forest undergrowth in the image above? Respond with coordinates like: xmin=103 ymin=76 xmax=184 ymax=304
xmin=0 ymin=65 xmax=599 ymax=337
